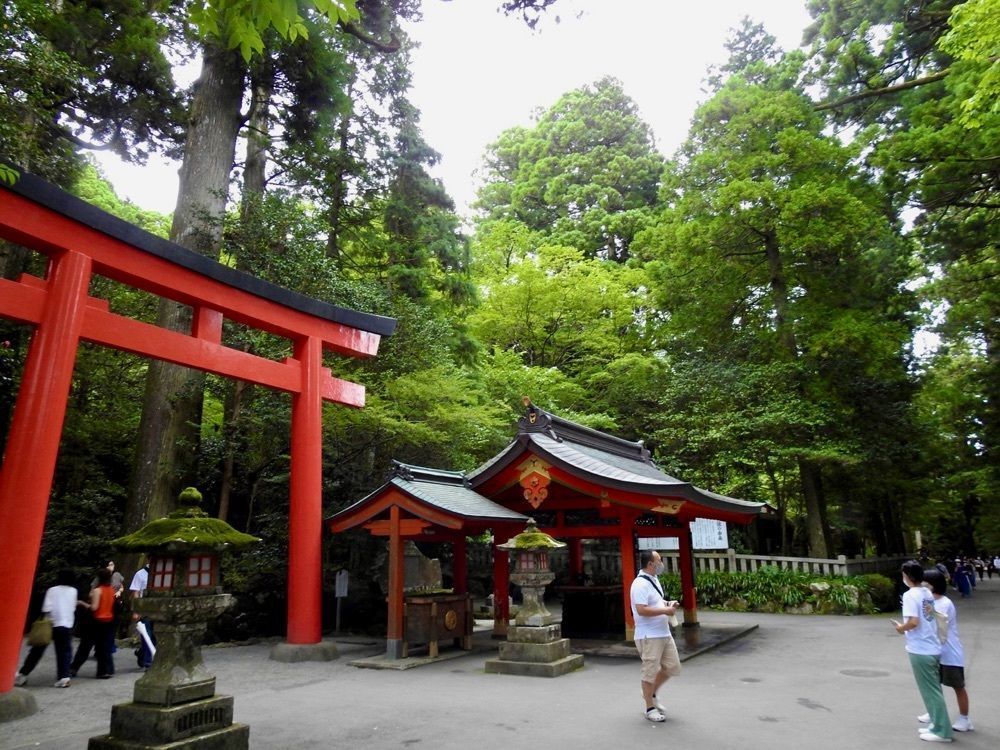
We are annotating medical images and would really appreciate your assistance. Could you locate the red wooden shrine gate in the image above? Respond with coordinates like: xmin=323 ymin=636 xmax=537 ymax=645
xmin=0 ymin=169 xmax=395 ymax=696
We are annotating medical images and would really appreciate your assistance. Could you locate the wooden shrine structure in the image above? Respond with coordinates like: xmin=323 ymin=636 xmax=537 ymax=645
xmin=327 ymin=463 xmax=528 ymax=658
xmin=330 ymin=402 xmax=768 ymax=657
xmin=469 ymin=402 xmax=767 ymax=637
xmin=0 ymin=167 xmax=394 ymax=701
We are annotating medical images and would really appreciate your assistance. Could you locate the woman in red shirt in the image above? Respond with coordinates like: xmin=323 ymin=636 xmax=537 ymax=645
xmin=89 ymin=567 xmax=116 ymax=678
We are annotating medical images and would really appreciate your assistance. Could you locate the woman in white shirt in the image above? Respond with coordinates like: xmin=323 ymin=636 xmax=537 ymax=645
xmin=891 ymin=560 xmax=953 ymax=743
xmin=13 ymin=569 xmax=84 ymax=688
xmin=921 ymin=569 xmax=973 ymax=733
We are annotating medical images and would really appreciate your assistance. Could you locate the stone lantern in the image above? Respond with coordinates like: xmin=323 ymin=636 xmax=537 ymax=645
xmin=485 ymin=519 xmax=583 ymax=677
xmin=500 ymin=518 xmax=562 ymax=627
xmin=89 ymin=487 xmax=259 ymax=750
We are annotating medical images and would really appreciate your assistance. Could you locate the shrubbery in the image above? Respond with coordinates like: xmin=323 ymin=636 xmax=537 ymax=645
xmin=658 ymin=566 xmax=896 ymax=615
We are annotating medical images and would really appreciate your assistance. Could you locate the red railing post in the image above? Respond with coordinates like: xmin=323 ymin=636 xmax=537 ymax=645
xmin=679 ymin=528 xmax=699 ymax=626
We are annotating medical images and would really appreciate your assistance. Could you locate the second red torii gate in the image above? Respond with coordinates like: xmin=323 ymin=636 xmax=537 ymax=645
xmin=0 ymin=167 xmax=395 ymax=701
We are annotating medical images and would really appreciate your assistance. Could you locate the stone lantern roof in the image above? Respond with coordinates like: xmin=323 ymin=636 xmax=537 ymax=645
xmin=497 ymin=518 xmax=565 ymax=552
xmin=112 ymin=487 xmax=260 ymax=553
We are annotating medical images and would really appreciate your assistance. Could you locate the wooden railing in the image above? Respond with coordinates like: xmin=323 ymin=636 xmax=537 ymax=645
xmin=663 ymin=551 xmax=911 ymax=578
xmin=467 ymin=544 xmax=909 ymax=579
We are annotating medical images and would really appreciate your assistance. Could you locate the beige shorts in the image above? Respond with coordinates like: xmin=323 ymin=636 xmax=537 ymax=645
xmin=635 ymin=636 xmax=681 ymax=683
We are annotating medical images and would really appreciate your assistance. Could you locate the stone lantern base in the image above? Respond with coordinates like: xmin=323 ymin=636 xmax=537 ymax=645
xmin=88 ymin=595 xmax=248 ymax=750
xmin=88 ymin=695 xmax=248 ymax=749
xmin=484 ymin=623 xmax=584 ymax=678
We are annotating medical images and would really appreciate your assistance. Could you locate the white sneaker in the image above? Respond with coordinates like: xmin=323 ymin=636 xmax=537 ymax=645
xmin=918 ymin=734 xmax=952 ymax=743
xmin=917 ymin=713 xmax=931 ymax=723
xmin=54 ymin=677 xmax=70 ymax=688
xmin=652 ymin=693 xmax=667 ymax=713
xmin=14 ymin=672 xmax=27 ymax=687
xmin=919 ymin=727 xmax=935 ymax=734
xmin=952 ymin=716 xmax=973 ymax=732
xmin=645 ymin=707 xmax=666 ymax=722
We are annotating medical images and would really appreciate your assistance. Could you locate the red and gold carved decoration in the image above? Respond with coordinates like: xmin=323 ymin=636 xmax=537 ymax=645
xmin=518 ymin=457 xmax=551 ymax=509
xmin=653 ymin=499 xmax=685 ymax=514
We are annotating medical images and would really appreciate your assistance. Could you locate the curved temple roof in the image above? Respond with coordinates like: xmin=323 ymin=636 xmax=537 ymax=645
xmin=468 ymin=403 xmax=767 ymax=519
xmin=326 ymin=461 xmax=529 ymax=532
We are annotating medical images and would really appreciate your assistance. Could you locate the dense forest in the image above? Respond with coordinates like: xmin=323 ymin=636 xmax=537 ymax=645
xmin=1 ymin=0 xmax=997 ymax=629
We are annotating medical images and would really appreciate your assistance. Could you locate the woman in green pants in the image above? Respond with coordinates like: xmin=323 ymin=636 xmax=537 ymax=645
xmin=890 ymin=560 xmax=953 ymax=743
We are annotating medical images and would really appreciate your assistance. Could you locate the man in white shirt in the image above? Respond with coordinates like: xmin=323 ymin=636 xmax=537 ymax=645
xmin=129 ymin=561 xmax=155 ymax=669
xmin=630 ymin=550 xmax=681 ymax=722
xmin=14 ymin=569 xmax=82 ymax=688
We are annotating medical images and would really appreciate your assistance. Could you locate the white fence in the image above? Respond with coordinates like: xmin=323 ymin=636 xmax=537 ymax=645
xmin=662 ymin=550 xmax=911 ymax=578
xmin=468 ymin=545 xmax=909 ymax=579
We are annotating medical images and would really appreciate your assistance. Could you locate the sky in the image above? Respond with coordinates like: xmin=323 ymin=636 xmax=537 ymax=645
xmin=96 ymin=0 xmax=815 ymax=217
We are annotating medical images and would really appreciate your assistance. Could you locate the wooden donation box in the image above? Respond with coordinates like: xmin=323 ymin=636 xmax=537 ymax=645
xmin=402 ymin=592 xmax=472 ymax=657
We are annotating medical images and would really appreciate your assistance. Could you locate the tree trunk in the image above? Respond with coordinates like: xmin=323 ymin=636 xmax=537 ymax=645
xmin=763 ymin=455 xmax=788 ymax=556
xmin=217 ymin=378 xmax=248 ymax=522
xmin=765 ymin=231 xmax=833 ymax=557
xmin=799 ymin=458 xmax=830 ymax=558
xmin=125 ymin=43 xmax=245 ymax=533
xmin=242 ymin=57 xmax=274 ymax=213
xmin=218 ymin=59 xmax=275 ymax=523
xmin=764 ymin=231 xmax=797 ymax=358
xmin=325 ymin=98 xmax=353 ymax=265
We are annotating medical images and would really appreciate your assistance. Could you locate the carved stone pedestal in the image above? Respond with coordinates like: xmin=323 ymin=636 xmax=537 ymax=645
xmin=484 ymin=624 xmax=583 ymax=677
xmin=88 ymin=695 xmax=248 ymax=750
xmin=88 ymin=595 xmax=248 ymax=750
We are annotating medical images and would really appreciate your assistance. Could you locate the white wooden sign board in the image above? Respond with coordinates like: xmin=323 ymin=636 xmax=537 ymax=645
xmin=638 ymin=518 xmax=729 ymax=551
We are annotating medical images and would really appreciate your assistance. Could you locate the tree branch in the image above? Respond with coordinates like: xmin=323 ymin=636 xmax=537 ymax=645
xmin=814 ymin=69 xmax=950 ymax=112
xmin=337 ymin=21 xmax=401 ymax=53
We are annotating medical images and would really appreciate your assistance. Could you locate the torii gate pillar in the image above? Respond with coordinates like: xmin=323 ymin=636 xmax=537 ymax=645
xmin=282 ymin=336 xmax=327 ymax=643
xmin=0 ymin=251 xmax=90 ymax=711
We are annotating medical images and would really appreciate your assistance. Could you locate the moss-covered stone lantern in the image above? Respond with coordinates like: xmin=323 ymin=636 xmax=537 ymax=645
xmin=88 ymin=487 xmax=259 ymax=750
xmin=485 ymin=519 xmax=583 ymax=677
xmin=497 ymin=518 xmax=564 ymax=627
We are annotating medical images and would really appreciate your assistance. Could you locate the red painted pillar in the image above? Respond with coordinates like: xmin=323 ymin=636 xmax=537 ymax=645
xmin=386 ymin=506 xmax=404 ymax=658
xmin=679 ymin=526 xmax=699 ymax=626
xmin=0 ymin=251 xmax=91 ymax=693
xmin=619 ymin=519 xmax=637 ymax=640
xmin=287 ymin=335 xmax=323 ymax=644
xmin=452 ymin=535 xmax=467 ymax=594
xmin=492 ymin=542 xmax=509 ymax=637
xmin=568 ymin=538 xmax=583 ymax=584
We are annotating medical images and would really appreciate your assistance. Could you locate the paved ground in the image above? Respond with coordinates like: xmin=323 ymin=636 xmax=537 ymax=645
xmin=3 ymin=576 xmax=997 ymax=749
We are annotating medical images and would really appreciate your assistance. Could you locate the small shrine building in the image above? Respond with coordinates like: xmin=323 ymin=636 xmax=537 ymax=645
xmin=328 ymin=401 xmax=768 ymax=656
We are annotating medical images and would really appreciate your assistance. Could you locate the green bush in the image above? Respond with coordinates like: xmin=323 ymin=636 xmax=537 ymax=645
xmin=656 ymin=565 xmax=889 ymax=615
xmin=855 ymin=573 xmax=897 ymax=612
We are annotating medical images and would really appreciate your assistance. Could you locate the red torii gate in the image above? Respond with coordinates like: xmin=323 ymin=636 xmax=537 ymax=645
xmin=0 ymin=168 xmax=395 ymax=702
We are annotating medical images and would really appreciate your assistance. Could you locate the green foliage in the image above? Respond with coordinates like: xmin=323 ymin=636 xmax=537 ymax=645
xmin=74 ymin=162 xmax=171 ymax=236
xmin=660 ymin=566 xmax=889 ymax=615
xmin=806 ymin=0 xmax=1000 ymax=555
xmin=938 ymin=0 xmax=1000 ymax=127
xmin=38 ymin=484 xmax=126 ymax=587
xmin=0 ymin=0 xmax=183 ymax=174
xmin=189 ymin=0 xmax=359 ymax=61
xmin=476 ymin=76 xmax=663 ymax=262
xmin=857 ymin=574 xmax=897 ymax=612
xmin=0 ymin=163 xmax=18 ymax=185
xmin=469 ymin=244 xmax=654 ymax=375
